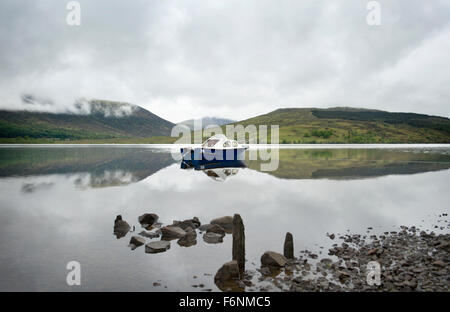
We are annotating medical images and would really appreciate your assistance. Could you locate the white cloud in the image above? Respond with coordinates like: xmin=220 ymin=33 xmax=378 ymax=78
xmin=0 ymin=0 xmax=449 ymax=121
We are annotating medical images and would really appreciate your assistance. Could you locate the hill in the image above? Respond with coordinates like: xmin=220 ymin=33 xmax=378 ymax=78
xmin=0 ymin=100 xmax=174 ymax=140
xmin=178 ymin=117 xmax=236 ymax=130
xmin=1 ymin=105 xmax=449 ymax=144
xmin=229 ymin=107 xmax=450 ymax=143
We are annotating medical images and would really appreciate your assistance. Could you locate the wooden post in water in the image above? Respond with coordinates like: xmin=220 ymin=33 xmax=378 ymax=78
xmin=232 ymin=214 xmax=245 ymax=275
xmin=284 ymin=232 xmax=294 ymax=259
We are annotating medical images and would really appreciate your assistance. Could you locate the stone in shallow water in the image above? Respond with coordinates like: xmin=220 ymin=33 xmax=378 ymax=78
xmin=232 ymin=214 xmax=245 ymax=274
xmin=261 ymin=251 xmax=287 ymax=267
xmin=161 ymin=226 xmax=186 ymax=240
xmin=283 ymin=232 xmax=294 ymax=259
xmin=129 ymin=236 xmax=146 ymax=250
xmin=215 ymin=260 xmax=240 ymax=282
xmin=206 ymin=224 xmax=226 ymax=236
xmin=145 ymin=241 xmax=171 ymax=253
xmin=320 ymin=258 xmax=333 ymax=266
xmin=138 ymin=213 xmax=159 ymax=227
xmin=203 ymin=232 xmax=224 ymax=244
xmin=138 ymin=230 xmax=159 ymax=239
xmin=210 ymin=216 xmax=233 ymax=232
xmin=113 ymin=215 xmax=130 ymax=239
xmin=177 ymin=227 xmax=197 ymax=247
xmin=198 ymin=224 xmax=214 ymax=232
xmin=173 ymin=217 xmax=201 ymax=229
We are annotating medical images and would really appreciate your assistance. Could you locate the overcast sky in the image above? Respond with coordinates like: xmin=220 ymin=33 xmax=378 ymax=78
xmin=0 ymin=0 xmax=449 ymax=122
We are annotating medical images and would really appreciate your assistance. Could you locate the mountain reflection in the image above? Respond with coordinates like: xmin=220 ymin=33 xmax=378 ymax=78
xmin=0 ymin=147 xmax=449 ymax=188
xmin=246 ymin=148 xmax=450 ymax=180
xmin=0 ymin=147 xmax=175 ymax=188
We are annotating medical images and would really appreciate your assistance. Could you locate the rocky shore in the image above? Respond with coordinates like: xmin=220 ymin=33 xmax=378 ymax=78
xmin=250 ymin=224 xmax=449 ymax=292
xmin=113 ymin=211 xmax=449 ymax=292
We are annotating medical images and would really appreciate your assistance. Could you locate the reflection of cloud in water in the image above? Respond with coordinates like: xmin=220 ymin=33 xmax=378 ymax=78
xmin=0 ymin=147 xmax=449 ymax=291
xmin=74 ymin=171 xmax=138 ymax=189
xmin=19 ymin=171 xmax=143 ymax=193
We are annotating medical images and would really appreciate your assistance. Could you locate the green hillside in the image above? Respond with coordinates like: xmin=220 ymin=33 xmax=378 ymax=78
xmin=1 ymin=105 xmax=449 ymax=144
xmin=0 ymin=100 xmax=174 ymax=141
xmin=225 ymin=107 xmax=450 ymax=143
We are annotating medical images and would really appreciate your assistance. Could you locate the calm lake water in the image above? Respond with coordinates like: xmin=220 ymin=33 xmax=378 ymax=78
xmin=0 ymin=145 xmax=449 ymax=291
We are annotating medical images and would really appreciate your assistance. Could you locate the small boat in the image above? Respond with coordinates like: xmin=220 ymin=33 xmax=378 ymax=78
xmin=180 ymin=134 xmax=248 ymax=168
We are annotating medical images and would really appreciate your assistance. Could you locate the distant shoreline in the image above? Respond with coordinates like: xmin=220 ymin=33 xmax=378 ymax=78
xmin=1 ymin=143 xmax=449 ymax=149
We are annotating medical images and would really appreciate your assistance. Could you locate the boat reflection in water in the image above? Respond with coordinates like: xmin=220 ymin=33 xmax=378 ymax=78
xmin=180 ymin=159 xmax=246 ymax=182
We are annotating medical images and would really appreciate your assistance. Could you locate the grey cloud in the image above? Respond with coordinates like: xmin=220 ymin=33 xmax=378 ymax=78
xmin=0 ymin=0 xmax=449 ymax=121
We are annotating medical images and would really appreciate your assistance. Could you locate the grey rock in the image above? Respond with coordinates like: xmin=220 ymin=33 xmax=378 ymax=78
xmin=173 ymin=217 xmax=201 ymax=230
xmin=177 ymin=227 xmax=197 ymax=247
xmin=206 ymin=224 xmax=226 ymax=236
xmin=138 ymin=213 xmax=159 ymax=228
xmin=433 ymin=260 xmax=445 ymax=268
xmin=145 ymin=241 xmax=171 ymax=253
xmin=128 ymin=236 xmax=146 ymax=250
xmin=113 ymin=215 xmax=131 ymax=239
xmin=283 ymin=232 xmax=294 ymax=259
xmin=198 ymin=224 xmax=214 ymax=232
xmin=260 ymin=267 xmax=271 ymax=275
xmin=214 ymin=260 xmax=240 ymax=282
xmin=261 ymin=251 xmax=287 ymax=267
xmin=161 ymin=226 xmax=186 ymax=240
xmin=138 ymin=230 xmax=159 ymax=239
xmin=232 ymin=214 xmax=245 ymax=274
xmin=210 ymin=216 xmax=233 ymax=232
xmin=203 ymin=232 xmax=224 ymax=244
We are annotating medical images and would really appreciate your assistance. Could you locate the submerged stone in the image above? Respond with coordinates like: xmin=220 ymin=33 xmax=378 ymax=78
xmin=145 ymin=241 xmax=171 ymax=253
xmin=210 ymin=216 xmax=233 ymax=233
xmin=206 ymin=224 xmax=226 ymax=236
xmin=129 ymin=236 xmax=146 ymax=250
xmin=138 ymin=230 xmax=159 ymax=239
xmin=161 ymin=226 xmax=186 ymax=240
xmin=203 ymin=232 xmax=224 ymax=244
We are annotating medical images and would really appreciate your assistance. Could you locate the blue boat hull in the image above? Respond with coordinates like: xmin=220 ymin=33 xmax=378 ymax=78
xmin=180 ymin=147 xmax=246 ymax=168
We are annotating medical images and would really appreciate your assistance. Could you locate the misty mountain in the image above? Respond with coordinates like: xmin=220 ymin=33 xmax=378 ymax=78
xmin=0 ymin=99 xmax=174 ymax=140
xmin=233 ymin=107 xmax=450 ymax=143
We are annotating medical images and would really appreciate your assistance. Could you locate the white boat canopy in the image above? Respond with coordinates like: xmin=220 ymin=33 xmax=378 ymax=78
xmin=202 ymin=134 xmax=239 ymax=149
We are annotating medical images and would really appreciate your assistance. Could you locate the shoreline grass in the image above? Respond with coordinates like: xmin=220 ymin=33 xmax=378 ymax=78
xmin=0 ymin=136 xmax=448 ymax=145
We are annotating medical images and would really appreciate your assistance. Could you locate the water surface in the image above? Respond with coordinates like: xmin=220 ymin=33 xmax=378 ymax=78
xmin=0 ymin=145 xmax=449 ymax=291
